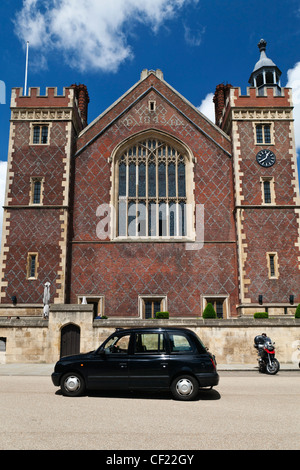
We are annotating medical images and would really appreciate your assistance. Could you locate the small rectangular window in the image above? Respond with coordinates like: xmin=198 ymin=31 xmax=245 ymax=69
xmin=32 ymin=124 xmax=49 ymax=144
xmin=202 ymin=296 xmax=229 ymax=319
xmin=256 ymin=125 xmax=263 ymax=143
xmin=264 ymin=125 xmax=271 ymax=143
xmin=33 ymin=126 xmax=40 ymax=144
xmin=78 ymin=296 xmax=104 ymax=318
xmin=29 ymin=255 xmax=37 ymax=278
xmin=261 ymin=177 xmax=275 ymax=205
xmin=27 ymin=253 xmax=38 ymax=279
xmin=256 ymin=124 xmax=272 ymax=144
xmin=145 ymin=299 xmax=161 ymax=319
xmin=149 ymin=100 xmax=156 ymax=111
xmin=33 ymin=181 xmax=41 ymax=204
xmin=139 ymin=295 xmax=167 ymax=319
xmin=267 ymin=252 xmax=279 ymax=279
xmin=30 ymin=177 xmax=44 ymax=205
xmin=215 ymin=301 xmax=224 ymax=318
xmin=269 ymin=255 xmax=276 ymax=277
xmin=41 ymin=126 xmax=48 ymax=144
xmin=263 ymin=181 xmax=271 ymax=204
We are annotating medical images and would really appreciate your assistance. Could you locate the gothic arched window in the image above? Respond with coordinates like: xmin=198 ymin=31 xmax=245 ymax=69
xmin=113 ymin=134 xmax=194 ymax=240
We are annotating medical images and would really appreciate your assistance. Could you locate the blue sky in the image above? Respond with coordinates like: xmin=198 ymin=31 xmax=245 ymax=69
xmin=0 ymin=0 xmax=300 ymax=235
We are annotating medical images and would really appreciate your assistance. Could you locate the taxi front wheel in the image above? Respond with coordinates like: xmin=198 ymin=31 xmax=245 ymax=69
xmin=61 ymin=372 xmax=85 ymax=397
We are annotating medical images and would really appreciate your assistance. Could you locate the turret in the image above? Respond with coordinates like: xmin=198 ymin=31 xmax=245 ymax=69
xmin=249 ymin=39 xmax=282 ymax=96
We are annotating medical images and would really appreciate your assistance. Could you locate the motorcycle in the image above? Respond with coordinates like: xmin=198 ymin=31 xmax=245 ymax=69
xmin=254 ymin=334 xmax=280 ymax=375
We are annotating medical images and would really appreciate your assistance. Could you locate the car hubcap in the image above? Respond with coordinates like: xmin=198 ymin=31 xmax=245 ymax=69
xmin=176 ymin=378 xmax=193 ymax=396
xmin=65 ymin=376 xmax=80 ymax=392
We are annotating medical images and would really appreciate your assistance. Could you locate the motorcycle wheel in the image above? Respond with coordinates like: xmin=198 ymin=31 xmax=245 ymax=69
xmin=266 ymin=359 xmax=280 ymax=375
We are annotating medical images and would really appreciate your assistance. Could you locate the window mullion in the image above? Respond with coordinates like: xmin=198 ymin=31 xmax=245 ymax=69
xmin=117 ymin=138 xmax=188 ymax=240
xmin=125 ymin=153 xmax=129 ymax=236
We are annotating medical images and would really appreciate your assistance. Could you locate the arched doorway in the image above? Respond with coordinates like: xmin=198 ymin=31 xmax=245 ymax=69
xmin=60 ymin=324 xmax=80 ymax=358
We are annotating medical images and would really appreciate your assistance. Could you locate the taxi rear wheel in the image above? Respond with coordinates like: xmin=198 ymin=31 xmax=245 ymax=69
xmin=171 ymin=375 xmax=199 ymax=401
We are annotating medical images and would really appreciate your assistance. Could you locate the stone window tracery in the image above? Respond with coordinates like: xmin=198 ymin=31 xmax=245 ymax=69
xmin=115 ymin=137 xmax=192 ymax=239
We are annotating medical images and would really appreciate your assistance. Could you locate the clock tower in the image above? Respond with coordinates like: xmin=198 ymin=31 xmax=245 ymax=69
xmin=214 ymin=40 xmax=300 ymax=315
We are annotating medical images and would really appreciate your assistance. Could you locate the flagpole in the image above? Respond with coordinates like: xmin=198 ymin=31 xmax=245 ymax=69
xmin=24 ymin=41 xmax=29 ymax=96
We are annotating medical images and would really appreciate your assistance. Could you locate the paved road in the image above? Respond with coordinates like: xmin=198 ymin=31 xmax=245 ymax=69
xmin=0 ymin=371 xmax=299 ymax=451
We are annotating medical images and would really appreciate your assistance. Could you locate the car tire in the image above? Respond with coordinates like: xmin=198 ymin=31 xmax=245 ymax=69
xmin=61 ymin=372 xmax=85 ymax=397
xmin=171 ymin=375 xmax=199 ymax=401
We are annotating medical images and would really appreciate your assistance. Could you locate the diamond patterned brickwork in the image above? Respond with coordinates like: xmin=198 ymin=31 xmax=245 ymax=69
xmin=3 ymin=74 xmax=299 ymax=317
xmin=70 ymin=88 xmax=239 ymax=315
xmin=76 ymin=74 xmax=232 ymax=155
xmin=72 ymin=90 xmax=236 ymax=243
xmin=241 ymin=209 xmax=300 ymax=303
xmin=9 ymin=121 xmax=69 ymax=206
xmin=1 ymin=209 xmax=63 ymax=304
xmin=69 ymin=242 xmax=238 ymax=317
xmin=238 ymin=120 xmax=298 ymax=205
xmin=0 ymin=112 xmax=75 ymax=304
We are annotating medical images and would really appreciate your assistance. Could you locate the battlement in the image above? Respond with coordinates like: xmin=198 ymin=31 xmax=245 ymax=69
xmin=230 ymin=86 xmax=293 ymax=108
xmin=11 ymin=86 xmax=75 ymax=108
xmin=11 ymin=83 xmax=90 ymax=128
xmin=214 ymin=83 xmax=293 ymax=131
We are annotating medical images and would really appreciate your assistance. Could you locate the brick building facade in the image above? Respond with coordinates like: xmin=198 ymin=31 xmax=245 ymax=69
xmin=1 ymin=41 xmax=299 ymax=319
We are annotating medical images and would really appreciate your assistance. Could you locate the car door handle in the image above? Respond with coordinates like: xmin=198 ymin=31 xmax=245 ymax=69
xmin=119 ymin=363 xmax=127 ymax=368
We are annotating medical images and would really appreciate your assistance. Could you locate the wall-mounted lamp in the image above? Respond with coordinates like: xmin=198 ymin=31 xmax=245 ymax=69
xmin=11 ymin=296 xmax=17 ymax=306
xmin=289 ymin=295 xmax=294 ymax=305
xmin=258 ymin=295 xmax=263 ymax=305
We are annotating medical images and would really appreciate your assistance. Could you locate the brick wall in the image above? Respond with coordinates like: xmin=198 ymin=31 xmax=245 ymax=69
xmin=69 ymin=79 xmax=239 ymax=317
xmin=0 ymin=87 xmax=83 ymax=305
xmin=217 ymin=85 xmax=300 ymax=308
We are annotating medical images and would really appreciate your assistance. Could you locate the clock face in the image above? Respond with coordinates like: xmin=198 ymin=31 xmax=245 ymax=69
xmin=256 ymin=149 xmax=276 ymax=167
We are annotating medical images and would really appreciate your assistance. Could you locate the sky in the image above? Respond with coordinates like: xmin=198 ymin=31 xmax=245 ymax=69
xmin=0 ymin=0 xmax=300 ymax=239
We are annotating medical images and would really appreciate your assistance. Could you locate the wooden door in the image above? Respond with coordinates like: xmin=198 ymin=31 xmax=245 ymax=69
xmin=60 ymin=324 xmax=80 ymax=358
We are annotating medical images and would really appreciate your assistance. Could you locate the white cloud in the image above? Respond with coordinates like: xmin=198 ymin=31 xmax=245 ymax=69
xmin=198 ymin=92 xmax=215 ymax=122
xmin=14 ymin=0 xmax=196 ymax=73
xmin=0 ymin=161 xmax=7 ymax=246
xmin=184 ymin=24 xmax=206 ymax=47
xmin=286 ymin=61 xmax=300 ymax=152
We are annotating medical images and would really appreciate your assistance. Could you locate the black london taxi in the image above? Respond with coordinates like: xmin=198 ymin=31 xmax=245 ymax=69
xmin=51 ymin=327 xmax=219 ymax=400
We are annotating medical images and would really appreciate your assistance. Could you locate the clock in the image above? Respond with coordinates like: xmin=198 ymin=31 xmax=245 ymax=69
xmin=256 ymin=149 xmax=276 ymax=167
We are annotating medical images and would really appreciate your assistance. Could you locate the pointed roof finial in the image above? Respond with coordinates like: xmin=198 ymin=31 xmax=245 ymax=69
xmin=249 ymin=39 xmax=282 ymax=94
xmin=252 ymin=38 xmax=276 ymax=73
xmin=258 ymin=39 xmax=267 ymax=53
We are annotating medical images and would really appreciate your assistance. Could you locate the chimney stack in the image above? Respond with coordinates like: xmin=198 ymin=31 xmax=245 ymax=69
xmin=213 ymin=83 xmax=232 ymax=127
xmin=71 ymin=83 xmax=90 ymax=128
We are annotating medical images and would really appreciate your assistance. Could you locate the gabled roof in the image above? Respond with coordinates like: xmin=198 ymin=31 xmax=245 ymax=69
xmin=75 ymin=69 xmax=231 ymax=158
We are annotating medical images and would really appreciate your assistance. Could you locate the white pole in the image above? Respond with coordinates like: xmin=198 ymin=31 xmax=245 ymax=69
xmin=24 ymin=41 xmax=29 ymax=96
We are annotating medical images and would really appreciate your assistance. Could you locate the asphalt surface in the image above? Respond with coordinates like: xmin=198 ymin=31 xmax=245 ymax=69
xmin=0 ymin=368 xmax=299 ymax=451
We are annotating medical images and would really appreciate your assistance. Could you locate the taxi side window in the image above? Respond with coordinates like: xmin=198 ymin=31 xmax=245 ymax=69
xmin=134 ymin=333 xmax=166 ymax=354
xmin=169 ymin=333 xmax=194 ymax=353
xmin=104 ymin=334 xmax=130 ymax=354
